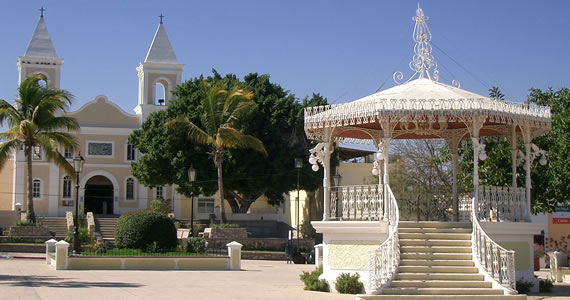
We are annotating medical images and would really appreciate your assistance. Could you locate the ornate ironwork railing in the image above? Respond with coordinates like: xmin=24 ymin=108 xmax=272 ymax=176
xmin=472 ymin=196 xmax=517 ymax=292
xmin=330 ymin=184 xmax=384 ymax=220
xmin=396 ymin=191 xmax=472 ymax=221
xmin=368 ymin=185 xmax=400 ymax=293
xmin=477 ymin=185 xmax=529 ymax=222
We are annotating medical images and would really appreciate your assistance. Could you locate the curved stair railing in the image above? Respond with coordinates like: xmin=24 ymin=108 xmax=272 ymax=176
xmin=472 ymin=195 xmax=517 ymax=294
xmin=368 ymin=185 xmax=400 ymax=294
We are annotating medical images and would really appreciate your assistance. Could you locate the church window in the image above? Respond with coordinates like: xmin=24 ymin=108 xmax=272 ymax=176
xmin=32 ymin=179 xmax=41 ymax=198
xmin=155 ymin=79 xmax=168 ymax=105
xmin=126 ymin=178 xmax=135 ymax=200
xmin=62 ymin=176 xmax=72 ymax=198
xmin=127 ymin=144 xmax=136 ymax=161
xmin=64 ymin=148 xmax=72 ymax=159
xmin=156 ymin=186 xmax=164 ymax=200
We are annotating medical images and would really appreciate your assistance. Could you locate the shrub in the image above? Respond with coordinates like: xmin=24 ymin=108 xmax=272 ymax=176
xmin=115 ymin=210 xmax=177 ymax=252
xmin=534 ymin=243 xmax=545 ymax=257
xmin=335 ymin=272 xmax=364 ymax=294
xmin=209 ymin=223 xmax=240 ymax=229
xmin=188 ymin=237 xmax=207 ymax=254
xmin=516 ymin=280 xmax=534 ymax=294
xmin=92 ymin=240 xmax=108 ymax=255
xmin=14 ymin=217 xmax=44 ymax=227
xmin=300 ymin=220 xmax=322 ymax=243
xmin=539 ymin=278 xmax=553 ymax=293
xmin=64 ymin=226 xmax=93 ymax=244
xmin=149 ymin=198 xmax=171 ymax=214
xmin=300 ymin=265 xmax=329 ymax=292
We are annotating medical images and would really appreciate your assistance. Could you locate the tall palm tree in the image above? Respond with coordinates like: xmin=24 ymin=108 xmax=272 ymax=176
xmin=167 ymin=82 xmax=267 ymax=222
xmin=0 ymin=74 xmax=79 ymax=222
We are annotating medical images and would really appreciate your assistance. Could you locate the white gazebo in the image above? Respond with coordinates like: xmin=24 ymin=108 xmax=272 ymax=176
xmin=306 ymin=6 xmax=551 ymax=296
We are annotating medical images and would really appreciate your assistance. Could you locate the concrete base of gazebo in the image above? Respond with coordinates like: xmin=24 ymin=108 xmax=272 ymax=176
xmin=312 ymin=221 xmax=388 ymax=293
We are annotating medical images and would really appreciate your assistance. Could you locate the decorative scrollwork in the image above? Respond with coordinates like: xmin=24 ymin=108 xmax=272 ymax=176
xmin=308 ymin=142 xmax=332 ymax=172
xmin=451 ymin=79 xmax=461 ymax=88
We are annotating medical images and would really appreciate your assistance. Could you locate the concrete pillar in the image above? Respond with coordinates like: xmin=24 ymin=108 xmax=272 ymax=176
xmin=226 ymin=241 xmax=243 ymax=270
xmin=314 ymin=244 xmax=323 ymax=266
xmin=45 ymin=239 xmax=57 ymax=265
xmin=55 ymin=240 xmax=70 ymax=270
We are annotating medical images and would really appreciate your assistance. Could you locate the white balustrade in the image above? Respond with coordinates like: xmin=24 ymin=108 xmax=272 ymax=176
xmin=472 ymin=196 xmax=517 ymax=292
xmin=368 ymin=185 xmax=399 ymax=293
xmin=330 ymin=185 xmax=384 ymax=220
xmin=478 ymin=185 xmax=529 ymax=222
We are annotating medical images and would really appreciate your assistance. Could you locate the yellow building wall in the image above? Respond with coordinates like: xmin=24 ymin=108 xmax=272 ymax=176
xmin=0 ymin=159 xmax=14 ymax=210
xmin=499 ymin=241 xmax=531 ymax=271
xmin=547 ymin=213 xmax=570 ymax=251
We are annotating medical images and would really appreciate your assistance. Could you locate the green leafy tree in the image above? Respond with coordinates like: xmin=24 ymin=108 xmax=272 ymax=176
xmin=166 ymin=81 xmax=267 ymax=222
xmin=527 ymin=88 xmax=570 ymax=212
xmin=0 ymin=74 xmax=79 ymax=222
xmin=129 ymin=71 xmax=327 ymax=218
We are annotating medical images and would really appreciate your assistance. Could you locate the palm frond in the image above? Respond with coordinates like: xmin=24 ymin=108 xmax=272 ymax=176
xmin=166 ymin=116 xmax=212 ymax=146
xmin=37 ymin=137 xmax=75 ymax=176
xmin=217 ymin=127 xmax=267 ymax=156
xmin=0 ymin=139 xmax=22 ymax=171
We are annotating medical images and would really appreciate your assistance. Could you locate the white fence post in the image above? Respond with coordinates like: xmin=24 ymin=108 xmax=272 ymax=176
xmin=226 ymin=241 xmax=243 ymax=270
xmin=45 ymin=239 xmax=57 ymax=265
xmin=55 ymin=240 xmax=70 ymax=270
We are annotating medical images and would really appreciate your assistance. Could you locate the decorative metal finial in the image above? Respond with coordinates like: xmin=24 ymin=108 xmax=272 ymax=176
xmin=159 ymin=14 xmax=164 ymax=24
xmin=393 ymin=5 xmax=440 ymax=84
xmin=39 ymin=7 xmax=46 ymax=18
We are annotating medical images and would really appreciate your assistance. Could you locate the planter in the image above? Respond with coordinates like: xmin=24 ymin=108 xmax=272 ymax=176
xmin=206 ymin=228 xmax=248 ymax=239
xmin=8 ymin=226 xmax=53 ymax=238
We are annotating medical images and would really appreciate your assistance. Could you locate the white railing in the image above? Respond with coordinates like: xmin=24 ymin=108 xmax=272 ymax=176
xmin=477 ymin=185 xmax=529 ymax=222
xmin=396 ymin=191 xmax=473 ymax=221
xmin=330 ymin=185 xmax=384 ymax=220
xmin=472 ymin=196 xmax=517 ymax=293
xmin=368 ymin=185 xmax=400 ymax=293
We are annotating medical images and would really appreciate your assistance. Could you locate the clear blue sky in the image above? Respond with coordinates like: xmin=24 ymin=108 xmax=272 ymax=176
xmin=1 ymin=1 xmax=568 ymax=113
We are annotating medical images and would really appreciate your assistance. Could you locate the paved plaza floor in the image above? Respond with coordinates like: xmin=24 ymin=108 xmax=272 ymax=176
xmin=0 ymin=258 xmax=353 ymax=300
xmin=0 ymin=257 xmax=569 ymax=300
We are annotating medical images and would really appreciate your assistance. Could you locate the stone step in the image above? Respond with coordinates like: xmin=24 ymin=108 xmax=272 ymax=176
xmin=399 ymin=228 xmax=473 ymax=234
xmin=356 ymin=295 xmax=526 ymax=300
xmin=398 ymin=266 xmax=479 ymax=273
xmin=400 ymin=253 xmax=473 ymax=260
xmin=390 ymin=280 xmax=492 ymax=288
xmin=400 ymin=240 xmax=472 ymax=247
xmin=395 ymin=273 xmax=485 ymax=281
xmin=400 ymin=246 xmax=472 ymax=253
xmin=381 ymin=288 xmax=503 ymax=295
xmin=399 ymin=222 xmax=472 ymax=229
xmin=399 ymin=259 xmax=475 ymax=267
xmin=399 ymin=233 xmax=472 ymax=240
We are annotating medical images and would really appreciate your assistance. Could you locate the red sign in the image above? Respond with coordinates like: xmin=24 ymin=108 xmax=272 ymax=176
xmin=553 ymin=218 xmax=570 ymax=224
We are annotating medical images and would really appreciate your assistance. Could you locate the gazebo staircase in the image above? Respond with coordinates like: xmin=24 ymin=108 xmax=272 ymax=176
xmin=360 ymin=221 xmax=526 ymax=300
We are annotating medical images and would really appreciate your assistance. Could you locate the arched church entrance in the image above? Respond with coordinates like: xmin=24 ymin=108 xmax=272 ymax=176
xmin=84 ymin=175 xmax=114 ymax=215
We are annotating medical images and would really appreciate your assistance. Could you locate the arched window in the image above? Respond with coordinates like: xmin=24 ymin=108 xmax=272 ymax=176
xmin=62 ymin=176 xmax=72 ymax=198
xmin=154 ymin=79 xmax=168 ymax=105
xmin=32 ymin=179 xmax=41 ymax=198
xmin=126 ymin=178 xmax=135 ymax=200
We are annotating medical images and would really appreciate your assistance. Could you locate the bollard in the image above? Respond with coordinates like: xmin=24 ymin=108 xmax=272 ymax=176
xmin=45 ymin=239 xmax=57 ymax=265
xmin=226 ymin=241 xmax=243 ymax=270
xmin=314 ymin=244 xmax=323 ymax=266
xmin=55 ymin=240 xmax=70 ymax=270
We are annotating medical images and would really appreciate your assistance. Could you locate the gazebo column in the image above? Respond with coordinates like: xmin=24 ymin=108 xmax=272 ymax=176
xmin=322 ymin=142 xmax=332 ymax=221
xmin=471 ymin=117 xmax=485 ymax=218
xmin=524 ymin=142 xmax=532 ymax=217
xmin=510 ymin=126 xmax=518 ymax=190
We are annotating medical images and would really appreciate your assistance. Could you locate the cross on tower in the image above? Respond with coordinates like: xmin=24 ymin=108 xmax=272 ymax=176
xmin=159 ymin=14 xmax=164 ymax=24
xmin=39 ymin=7 xmax=46 ymax=17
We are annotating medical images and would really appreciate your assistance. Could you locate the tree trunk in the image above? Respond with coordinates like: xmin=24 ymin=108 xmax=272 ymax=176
xmin=214 ymin=150 xmax=226 ymax=223
xmin=26 ymin=145 xmax=36 ymax=223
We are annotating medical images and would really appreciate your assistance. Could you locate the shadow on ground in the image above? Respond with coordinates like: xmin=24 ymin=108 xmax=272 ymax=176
xmin=0 ymin=275 xmax=143 ymax=288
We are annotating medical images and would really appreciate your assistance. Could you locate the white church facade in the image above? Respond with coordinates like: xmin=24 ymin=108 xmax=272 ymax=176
xmin=0 ymin=13 xmax=279 ymax=221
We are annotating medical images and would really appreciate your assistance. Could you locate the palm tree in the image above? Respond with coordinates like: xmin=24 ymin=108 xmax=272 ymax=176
xmin=166 ymin=82 xmax=267 ymax=222
xmin=0 ymin=74 xmax=79 ymax=222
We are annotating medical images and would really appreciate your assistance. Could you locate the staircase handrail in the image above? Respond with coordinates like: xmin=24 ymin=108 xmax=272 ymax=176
xmin=472 ymin=195 xmax=517 ymax=293
xmin=86 ymin=212 xmax=95 ymax=234
xmin=65 ymin=211 xmax=74 ymax=230
xmin=368 ymin=184 xmax=400 ymax=294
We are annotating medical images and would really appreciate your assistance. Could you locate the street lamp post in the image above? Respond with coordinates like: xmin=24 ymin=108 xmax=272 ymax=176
xmin=294 ymin=158 xmax=303 ymax=251
xmin=73 ymin=153 xmax=85 ymax=254
xmin=188 ymin=165 xmax=196 ymax=237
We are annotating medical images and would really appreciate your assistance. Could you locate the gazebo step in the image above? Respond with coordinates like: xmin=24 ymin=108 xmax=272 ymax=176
xmin=399 ymin=259 xmax=474 ymax=267
xmin=400 ymin=246 xmax=472 ymax=253
xmin=400 ymin=239 xmax=472 ymax=247
xmin=399 ymin=233 xmax=472 ymax=240
xmin=381 ymin=288 xmax=504 ymax=295
xmin=395 ymin=273 xmax=485 ymax=281
xmin=399 ymin=222 xmax=472 ymax=229
xmin=391 ymin=280 xmax=492 ymax=288
xmin=399 ymin=228 xmax=473 ymax=234
xmin=400 ymin=253 xmax=473 ymax=260
xmin=398 ymin=266 xmax=479 ymax=273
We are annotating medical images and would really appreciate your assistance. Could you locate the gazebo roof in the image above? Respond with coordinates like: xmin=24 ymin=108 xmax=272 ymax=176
xmin=304 ymin=7 xmax=551 ymax=143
